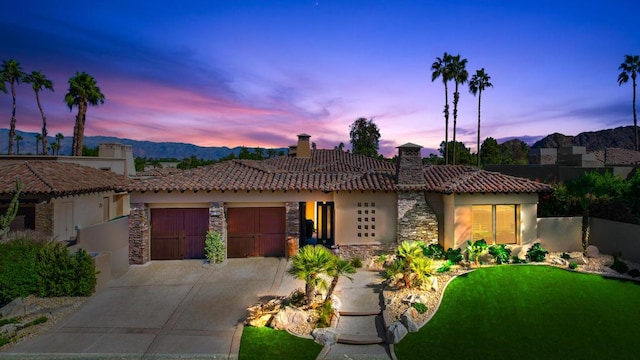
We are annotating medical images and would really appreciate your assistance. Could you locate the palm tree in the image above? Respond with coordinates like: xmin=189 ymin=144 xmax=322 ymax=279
xmin=50 ymin=142 xmax=59 ymax=155
xmin=449 ymin=54 xmax=469 ymax=165
xmin=618 ymin=54 xmax=640 ymax=151
xmin=469 ymin=68 xmax=493 ymax=168
xmin=287 ymin=245 xmax=332 ymax=305
xmin=431 ymin=52 xmax=453 ymax=164
xmin=1 ymin=59 xmax=26 ymax=155
xmin=24 ymin=71 xmax=54 ymax=155
xmin=35 ymin=133 xmax=42 ymax=154
xmin=397 ymin=241 xmax=424 ymax=288
xmin=323 ymin=257 xmax=356 ymax=306
xmin=64 ymin=72 xmax=105 ymax=156
xmin=55 ymin=133 xmax=64 ymax=155
xmin=15 ymin=134 xmax=23 ymax=155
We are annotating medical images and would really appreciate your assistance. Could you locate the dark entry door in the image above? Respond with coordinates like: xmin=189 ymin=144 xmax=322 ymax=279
xmin=316 ymin=202 xmax=335 ymax=246
xmin=227 ymin=207 xmax=286 ymax=258
xmin=151 ymin=208 xmax=209 ymax=260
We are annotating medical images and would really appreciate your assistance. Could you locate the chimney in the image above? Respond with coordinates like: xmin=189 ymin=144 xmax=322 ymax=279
xmin=396 ymin=143 xmax=424 ymax=187
xmin=296 ymin=134 xmax=311 ymax=158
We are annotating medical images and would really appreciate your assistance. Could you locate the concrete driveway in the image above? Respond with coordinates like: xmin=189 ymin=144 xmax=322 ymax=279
xmin=2 ymin=258 xmax=303 ymax=359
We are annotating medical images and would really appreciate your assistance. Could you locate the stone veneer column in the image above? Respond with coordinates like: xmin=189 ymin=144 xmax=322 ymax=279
xmin=397 ymin=191 xmax=438 ymax=244
xmin=285 ymin=202 xmax=300 ymax=244
xmin=208 ymin=202 xmax=227 ymax=260
xmin=34 ymin=201 xmax=54 ymax=237
xmin=129 ymin=203 xmax=150 ymax=264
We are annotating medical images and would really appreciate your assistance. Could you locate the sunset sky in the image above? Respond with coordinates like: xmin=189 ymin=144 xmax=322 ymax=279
xmin=1 ymin=0 xmax=639 ymax=156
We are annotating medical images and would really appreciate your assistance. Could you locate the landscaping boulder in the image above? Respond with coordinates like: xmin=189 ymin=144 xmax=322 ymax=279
xmin=386 ymin=321 xmax=408 ymax=344
xmin=271 ymin=306 xmax=309 ymax=330
xmin=551 ymin=257 xmax=567 ymax=266
xmin=570 ymin=256 xmax=589 ymax=265
xmin=430 ymin=277 xmax=438 ymax=292
xmin=1 ymin=297 xmax=39 ymax=319
xmin=331 ymin=295 xmax=342 ymax=313
xmin=586 ymin=245 xmax=600 ymax=258
xmin=401 ymin=308 xmax=419 ymax=332
xmin=311 ymin=327 xmax=340 ymax=346
xmin=1 ymin=324 xmax=18 ymax=338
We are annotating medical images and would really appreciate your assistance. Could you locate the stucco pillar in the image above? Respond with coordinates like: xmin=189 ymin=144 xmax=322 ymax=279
xmin=128 ymin=203 xmax=150 ymax=264
xmin=396 ymin=191 xmax=438 ymax=244
xmin=34 ymin=201 xmax=54 ymax=237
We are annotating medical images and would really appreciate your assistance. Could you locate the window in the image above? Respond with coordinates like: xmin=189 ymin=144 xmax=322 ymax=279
xmin=471 ymin=205 xmax=519 ymax=244
xmin=355 ymin=201 xmax=376 ymax=239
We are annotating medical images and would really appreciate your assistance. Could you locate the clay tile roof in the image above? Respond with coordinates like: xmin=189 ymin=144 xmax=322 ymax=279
xmin=424 ymin=165 xmax=552 ymax=194
xmin=0 ymin=161 xmax=129 ymax=196
xmin=127 ymin=150 xmax=552 ymax=194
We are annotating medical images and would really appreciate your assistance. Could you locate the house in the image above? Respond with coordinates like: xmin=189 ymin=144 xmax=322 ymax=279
xmin=127 ymin=134 xmax=551 ymax=264
xmin=0 ymin=161 xmax=130 ymax=241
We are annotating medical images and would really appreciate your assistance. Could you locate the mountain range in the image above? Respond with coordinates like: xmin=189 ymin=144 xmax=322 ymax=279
xmin=0 ymin=125 xmax=636 ymax=160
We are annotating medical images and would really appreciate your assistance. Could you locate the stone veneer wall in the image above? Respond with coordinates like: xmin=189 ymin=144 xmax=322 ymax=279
xmin=285 ymin=202 xmax=300 ymax=243
xmin=397 ymin=191 xmax=438 ymax=244
xmin=35 ymin=202 xmax=54 ymax=237
xmin=208 ymin=202 xmax=227 ymax=260
xmin=129 ymin=203 xmax=149 ymax=264
xmin=337 ymin=243 xmax=397 ymax=261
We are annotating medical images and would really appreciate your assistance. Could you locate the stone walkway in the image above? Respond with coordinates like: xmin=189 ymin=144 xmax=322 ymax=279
xmin=318 ymin=270 xmax=392 ymax=360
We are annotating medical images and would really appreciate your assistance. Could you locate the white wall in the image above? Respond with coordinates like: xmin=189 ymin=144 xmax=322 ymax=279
xmin=334 ymin=191 xmax=397 ymax=245
xmin=77 ymin=216 xmax=130 ymax=278
xmin=536 ymin=217 xmax=582 ymax=252
xmin=52 ymin=191 xmax=116 ymax=240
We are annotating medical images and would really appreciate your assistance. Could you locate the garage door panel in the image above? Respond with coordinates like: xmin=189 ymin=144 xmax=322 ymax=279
xmin=259 ymin=234 xmax=285 ymax=257
xmin=227 ymin=207 xmax=285 ymax=258
xmin=151 ymin=208 xmax=208 ymax=260
xmin=151 ymin=236 xmax=181 ymax=260
xmin=227 ymin=236 xmax=253 ymax=258
xmin=259 ymin=208 xmax=285 ymax=234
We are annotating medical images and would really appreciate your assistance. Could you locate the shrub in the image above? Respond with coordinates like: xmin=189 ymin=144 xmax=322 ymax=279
xmin=628 ymin=269 xmax=640 ymax=278
xmin=350 ymin=257 xmax=363 ymax=268
xmin=36 ymin=243 xmax=96 ymax=297
xmin=445 ymin=248 xmax=463 ymax=264
xmin=466 ymin=239 xmax=488 ymax=265
xmin=376 ymin=254 xmax=387 ymax=264
xmin=205 ymin=231 xmax=226 ymax=264
xmin=22 ymin=316 xmax=48 ymax=328
xmin=610 ymin=254 xmax=629 ymax=274
xmin=437 ymin=260 xmax=452 ymax=273
xmin=0 ymin=239 xmax=41 ymax=304
xmin=569 ymin=262 xmax=578 ymax=270
xmin=422 ymin=243 xmax=445 ymax=259
xmin=412 ymin=302 xmax=428 ymax=314
xmin=561 ymin=252 xmax=571 ymax=260
xmin=316 ymin=300 xmax=334 ymax=328
xmin=525 ymin=243 xmax=548 ymax=262
xmin=488 ymin=244 xmax=512 ymax=265
xmin=511 ymin=256 xmax=527 ymax=264
xmin=384 ymin=258 xmax=405 ymax=281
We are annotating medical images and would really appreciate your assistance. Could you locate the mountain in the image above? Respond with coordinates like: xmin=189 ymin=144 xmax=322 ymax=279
xmin=0 ymin=129 xmax=287 ymax=160
xmin=531 ymin=126 xmax=637 ymax=151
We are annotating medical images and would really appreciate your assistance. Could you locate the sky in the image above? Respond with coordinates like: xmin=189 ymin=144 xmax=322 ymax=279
xmin=1 ymin=0 xmax=639 ymax=157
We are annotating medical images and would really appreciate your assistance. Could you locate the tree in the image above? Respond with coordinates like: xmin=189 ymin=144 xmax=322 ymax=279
xmin=438 ymin=140 xmax=474 ymax=165
xmin=55 ymin=133 xmax=64 ymax=155
xmin=469 ymin=68 xmax=493 ymax=168
xmin=480 ymin=137 xmax=503 ymax=165
xmin=323 ymin=257 xmax=355 ymax=306
xmin=23 ymin=71 xmax=54 ymax=155
xmin=1 ymin=59 xmax=26 ymax=155
xmin=50 ymin=142 xmax=59 ymax=155
xmin=618 ymin=54 xmax=639 ymax=151
xmin=15 ymin=134 xmax=23 ymax=155
xmin=500 ymin=139 xmax=528 ymax=164
xmin=449 ymin=54 xmax=469 ymax=165
xmin=287 ymin=245 xmax=332 ymax=305
xmin=349 ymin=117 xmax=380 ymax=157
xmin=431 ymin=52 xmax=453 ymax=164
xmin=35 ymin=133 xmax=42 ymax=155
xmin=64 ymin=72 xmax=105 ymax=156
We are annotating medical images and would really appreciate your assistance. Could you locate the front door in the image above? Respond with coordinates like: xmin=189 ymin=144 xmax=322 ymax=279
xmin=316 ymin=202 xmax=335 ymax=246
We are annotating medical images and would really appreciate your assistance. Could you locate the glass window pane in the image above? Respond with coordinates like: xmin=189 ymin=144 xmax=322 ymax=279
xmin=496 ymin=205 xmax=516 ymax=244
xmin=472 ymin=205 xmax=492 ymax=241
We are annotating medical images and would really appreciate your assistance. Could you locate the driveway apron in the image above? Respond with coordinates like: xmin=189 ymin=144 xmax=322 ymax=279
xmin=1 ymin=258 xmax=287 ymax=359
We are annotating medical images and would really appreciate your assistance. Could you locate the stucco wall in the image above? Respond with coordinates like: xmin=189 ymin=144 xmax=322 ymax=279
xmin=590 ymin=218 xmax=640 ymax=263
xmin=536 ymin=217 xmax=582 ymax=252
xmin=51 ymin=191 xmax=115 ymax=240
xmin=77 ymin=216 xmax=130 ymax=278
xmin=334 ymin=191 xmax=397 ymax=245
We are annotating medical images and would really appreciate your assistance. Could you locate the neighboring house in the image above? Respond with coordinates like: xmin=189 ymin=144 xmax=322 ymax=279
xmin=0 ymin=161 xmax=130 ymax=241
xmin=127 ymin=134 xmax=551 ymax=264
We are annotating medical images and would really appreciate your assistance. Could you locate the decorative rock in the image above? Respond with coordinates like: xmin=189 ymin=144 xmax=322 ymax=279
xmin=247 ymin=314 xmax=273 ymax=327
xmin=0 ymin=324 xmax=18 ymax=338
xmin=517 ymin=245 xmax=531 ymax=260
xmin=271 ymin=306 xmax=309 ymax=330
xmin=1 ymin=297 xmax=24 ymax=318
xmin=401 ymin=308 xmax=419 ymax=332
xmin=551 ymin=257 xmax=567 ymax=266
xmin=430 ymin=277 xmax=438 ymax=292
xmin=570 ymin=256 xmax=589 ymax=265
xmin=386 ymin=321 xmax=408 ymax=344
xmin=331 ymin=295 xmax=342 ymax=313
xmin=586 ymin=245 xmax=600 ymax=258
xmin=311 ymin=327 xmax=340 ymax=346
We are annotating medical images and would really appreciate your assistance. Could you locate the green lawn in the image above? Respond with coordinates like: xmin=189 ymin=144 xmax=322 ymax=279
xmin=239 ymin=325 xmax=323 ymax=360
xmin=395 ymin=265 xmax=640 ymax=359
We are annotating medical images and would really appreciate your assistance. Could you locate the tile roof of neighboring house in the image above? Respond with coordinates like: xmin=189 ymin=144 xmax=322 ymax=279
xmin=591 ymin=148 xmax=640 ymax=166
xmin=128 ymin=149 xmax=551 ymax=194
xmin=0 ymin=161 xmax=129 ymax=197
xmin=135 ymin=167 xmax=185 ymax=177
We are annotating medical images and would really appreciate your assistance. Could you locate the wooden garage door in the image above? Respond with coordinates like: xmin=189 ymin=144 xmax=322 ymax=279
xmin=151 ymin=208 xmax=209 ymax=260
xmin=227 ymin=207 xmax=286 ymax=258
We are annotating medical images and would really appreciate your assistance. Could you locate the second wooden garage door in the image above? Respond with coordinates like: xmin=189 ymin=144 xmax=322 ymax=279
xmin=227 ymin=207 xmax=286 ymax=258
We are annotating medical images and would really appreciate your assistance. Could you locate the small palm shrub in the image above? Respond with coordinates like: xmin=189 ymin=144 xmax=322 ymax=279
xmin=350 ymin=257 xmax=363 ymax=268
xmin=610 ymin=254 xmax=629 ymax=274
xmin=466 ymin=239 xmax=488 ymax=265
xmin=525 ymin=243 xmax=548 ymax=262
xmin=569 ymin=262 xmax=578 ymax=270
xmin=561 ymin=252 xmax=571 ymax=260
xmin=205 ymin=231 xmax=225 ymax=264
xmin=511 ymin=255 xmax=527 ymax=264
xmin=445 ymin=248 xmax=463 ymax=264
xmin=385 ymin=241 xmax=435 ymax=289
xmin=488 ymin=244 xmax=512 ymax=265
xmin=287 ymin=245 xmax=333 ymax=305
xmin=316 ymin=300 xmax=334 ymax=328
xmin=422 ymin=243 xmax=445 ymax=259
xmin=412 ymin=302 xmax=428 ymax=314
xmin=436 ymin=260 xmax=453 ymax=273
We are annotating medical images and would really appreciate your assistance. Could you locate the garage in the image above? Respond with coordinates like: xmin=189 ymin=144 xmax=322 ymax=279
xmin=151 ymin=208 xmax=209 ymax=260
xmin=227 ymin=207 xmax=286 ymax=258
